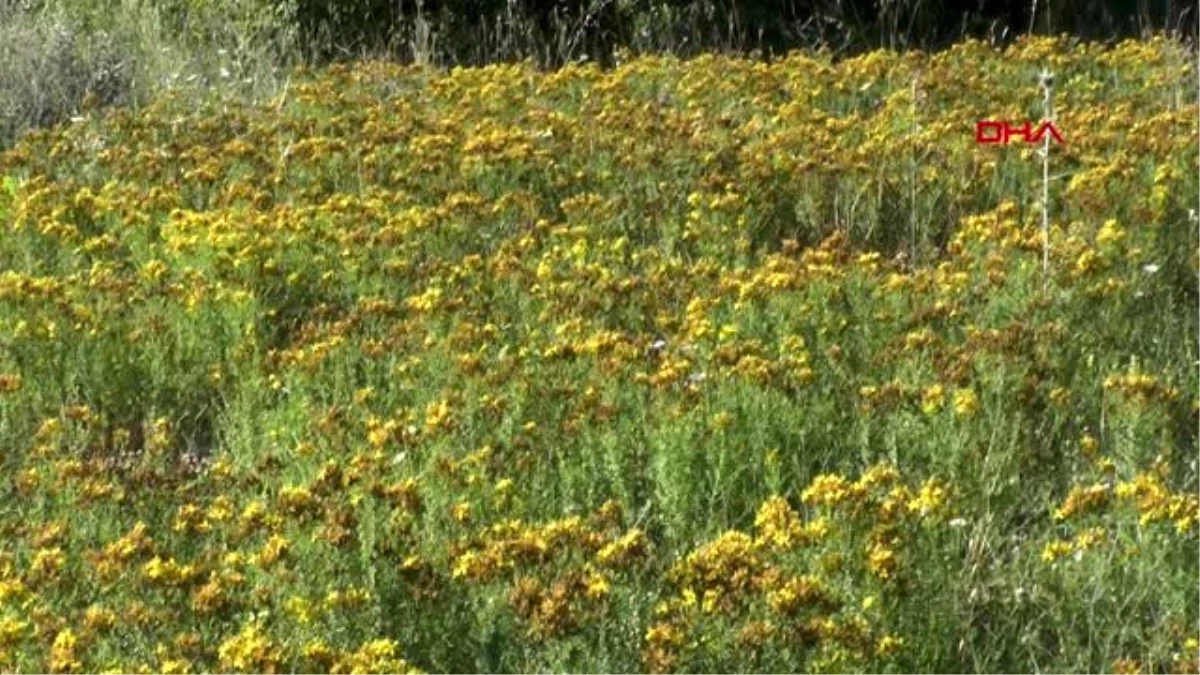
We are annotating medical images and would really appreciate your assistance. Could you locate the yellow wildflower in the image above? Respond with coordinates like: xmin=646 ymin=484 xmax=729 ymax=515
xmin=217 ymin=622 xmax=283 ymax=673
xmin=952 ymin=388 xmax=979 ymax=417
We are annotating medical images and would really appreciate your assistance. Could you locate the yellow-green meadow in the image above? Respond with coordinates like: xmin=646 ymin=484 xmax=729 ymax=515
xmin=0 ymin=35 xmax=1196 ymax=673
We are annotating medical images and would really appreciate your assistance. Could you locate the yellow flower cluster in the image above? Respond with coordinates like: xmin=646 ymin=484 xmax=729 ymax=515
xmin=646 ymin=465 xmax=951 ymax=671
xmin=443 ymin=500 xmax=646 ymax=639
xmin=1115 ymin=473 xmax=1199 ymax=533
xmin=1041 ymin=527 xmax=1109 ymax=563
xmin=1103 ymin=370 xmax=1182 ymax=406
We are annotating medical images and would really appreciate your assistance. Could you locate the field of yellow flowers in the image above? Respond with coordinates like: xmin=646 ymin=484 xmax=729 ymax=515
xmin=0 ymin=34 xmax=1196 ymax=673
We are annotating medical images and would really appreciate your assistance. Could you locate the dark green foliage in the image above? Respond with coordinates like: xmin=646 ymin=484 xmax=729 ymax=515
xmin=292 ymin=0 xmax=1196 ymax=66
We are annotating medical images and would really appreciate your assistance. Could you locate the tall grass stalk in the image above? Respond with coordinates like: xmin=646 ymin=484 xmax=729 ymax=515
xmin=1040 ymin=69 xmax=1054 ymax=289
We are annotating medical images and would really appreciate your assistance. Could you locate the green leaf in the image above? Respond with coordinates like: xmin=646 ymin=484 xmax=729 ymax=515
xmin=0 ymin=175 xmax=15 ymax=220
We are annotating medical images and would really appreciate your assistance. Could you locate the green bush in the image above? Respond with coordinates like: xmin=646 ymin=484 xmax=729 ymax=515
xmin=0 ymin=8 xmax=133 ymax=147
xmin=0 ymin=0 xmax=296 ymax=149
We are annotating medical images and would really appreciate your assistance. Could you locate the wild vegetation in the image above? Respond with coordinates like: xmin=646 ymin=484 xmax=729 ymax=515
xmin=0 ymin=34 xmax=1196 ymax=673
xmin=2 ymin=0 xmax=1195 ymax=150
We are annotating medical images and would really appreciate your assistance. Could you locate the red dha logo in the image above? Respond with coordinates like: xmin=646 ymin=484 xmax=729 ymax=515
xmin=976 ymin=120 xmax=1065 ymax=145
